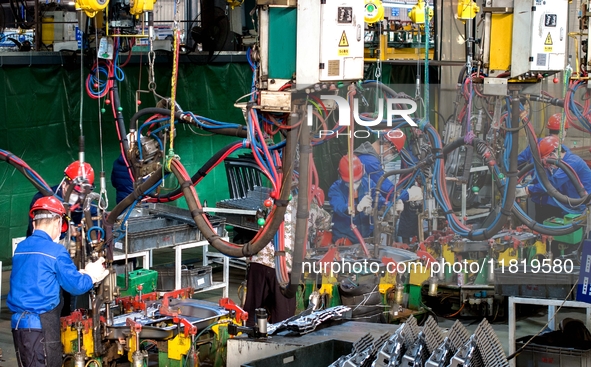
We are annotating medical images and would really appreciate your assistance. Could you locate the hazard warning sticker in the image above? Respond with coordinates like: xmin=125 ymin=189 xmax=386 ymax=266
xmin=544 ymin=32 xmax=553 ymax=45
xmin=339 ymin=31 xmax=349 ymax=47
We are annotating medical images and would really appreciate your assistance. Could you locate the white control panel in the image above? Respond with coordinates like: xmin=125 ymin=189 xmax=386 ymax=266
xmin=511 ymin=0 xmax=568 ymax=77
xmin=318 ymin=1 xmax=364 ymax=81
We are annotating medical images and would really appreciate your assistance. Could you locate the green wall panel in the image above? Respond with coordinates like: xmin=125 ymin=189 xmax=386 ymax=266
xmin=0 ymin=62 xmax=252 ymax=264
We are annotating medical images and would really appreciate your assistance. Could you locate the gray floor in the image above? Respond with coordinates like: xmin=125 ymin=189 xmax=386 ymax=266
xmin=0 ymin=255 xmax=587 ymax=366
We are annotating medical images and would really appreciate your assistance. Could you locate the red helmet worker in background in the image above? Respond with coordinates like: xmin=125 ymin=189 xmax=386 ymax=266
xmin=64 ymin=161 xmax=95 ymax=186
xmin=538 ymin=135 xmax=560 ymax=159
xmin=384 ymin=129 xmax=406 ymax=153
xmin=547 ymin=113 xmax=569 ymax=131
xmin=338 ymin=155 xmax=364 ymax=183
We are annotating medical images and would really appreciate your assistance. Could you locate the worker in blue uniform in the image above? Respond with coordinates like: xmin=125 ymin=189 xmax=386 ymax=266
xmin=8 ymin=196 xmax=109 ymax=367
xmin=354 ymin=129 xmax=408 ymax=196
xmin=26 ymin=161 xmax=96 ymax=237
xmin=518 ymin=113 xmax=571 ymax=167
xmin=26 ymin=161 xmax=97 ymax=316
xmin=523 ymin=135 xmax=591 ymax=222
xmin=353 ymin=129 xmax=423 ymax=244
xmin=111 ymin=154 xmax=134 ymax=204
xmin=329 ymin=155 xmax=385 ymax=245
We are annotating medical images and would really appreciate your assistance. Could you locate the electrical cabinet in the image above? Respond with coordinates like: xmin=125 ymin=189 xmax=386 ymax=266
xmin=41 ymin=11 xmax=79 ymax=49
xmin=296 ymin=0 xmax=364 ymax=89
xmin=510 ymin=0 xmax=568 ymax=78
xmin=318 ymin=1 xmax=365 ymax=82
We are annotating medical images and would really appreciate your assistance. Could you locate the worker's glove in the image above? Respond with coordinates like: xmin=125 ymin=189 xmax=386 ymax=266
xmin=395 ymin=200 xmax=404 ymax=214
xmin=357 ymin=195 xmax=373 ymax=215
xmin=407 ymin=185 xmax=423 ymax=202
xmin=80 ymin=257 xmax=109 ymax=284
xmin=515 ymin=186 xmax=528 ymax=198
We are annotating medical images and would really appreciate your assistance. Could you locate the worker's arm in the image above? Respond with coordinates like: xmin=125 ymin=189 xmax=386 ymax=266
xmin=364 ymin=158 xmax=396 ymax=194
xmin=328 ymin=183 xmax=352 ymax=215
xmin=55 ymin=249 xmax=94 ymax=295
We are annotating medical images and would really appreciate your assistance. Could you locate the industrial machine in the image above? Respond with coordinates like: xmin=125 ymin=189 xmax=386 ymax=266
xmin=4 ymin=0 xmax=591 ymax=365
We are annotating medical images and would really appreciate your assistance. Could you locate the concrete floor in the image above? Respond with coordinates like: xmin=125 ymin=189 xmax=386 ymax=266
xmin=0 ymin=255 xmax=588 ymax=366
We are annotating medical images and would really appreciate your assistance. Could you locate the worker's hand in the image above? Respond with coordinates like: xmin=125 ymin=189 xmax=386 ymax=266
xmin=407 ymin=185 xmax=423 ymax=202
xmin=395 ymin=200 xmax=404 ymax=214
xmin=515 ymin=186 xmax=528 ymax=198
xmin=81 ymin=257 xmax=109 ymax=284
xmin=357 ymin=195 xmax=373 ymax=215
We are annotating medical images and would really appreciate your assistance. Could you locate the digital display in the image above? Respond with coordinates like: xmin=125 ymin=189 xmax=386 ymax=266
xmin=338 ymin=7 xmax=353 ymax=23
xmin=545 ymin=14 xmax=557 ymax=27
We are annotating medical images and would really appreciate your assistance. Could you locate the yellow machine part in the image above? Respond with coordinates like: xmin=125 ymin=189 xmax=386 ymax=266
xmin=408 ymin=0 xmax=433 ymax=24
xmin=497 ymin=247 xmax=518 ymax=264
xmin=489 ymin=13 xmax=513 ymax=71
xmin=61 ymin=327 xmax=94 ymax=358
xmin=379 ymin=269 xmax=397 ymax=294
xmin=168 ymin=333 xmax=193 ymax=361
xmin=130 ymin=0 xmax=156 ymax=17
xmin=408 ymin=261 xmax=430 ymax=286
xmin=457 ymin=0 xmax=480 ymax=20
xmin=364 ymin=0 xmax=384 ymax=24
xmin=128 ymin=333 xmax=138 ymax=363
xmin=41 ymin=17 xmax=54 ymax=46
xmin=442 ymin=244 xmax=454 ymax=264
xmin=534 ymin=240 xmax=547 ymax=256
xmin=76 ymin=0 xmax=108 ymax=18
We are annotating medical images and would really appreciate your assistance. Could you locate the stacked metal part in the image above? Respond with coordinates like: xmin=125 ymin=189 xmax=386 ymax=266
xmin=329 ymin=332 xmax=392 ymax=367
xmin=426 ymin=320 xmax=471 ymax=367
xmin=373 ymin=316 xmax=420 ymax=367
xmin=329 ymin=317 xmax=509 ymax=367
xmin=401 ymin=316 xmax=444 ymax=365
xmin=448 ymin=319 xmax=508 ymax=367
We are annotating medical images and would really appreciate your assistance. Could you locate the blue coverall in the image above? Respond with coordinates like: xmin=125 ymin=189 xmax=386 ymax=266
xmin=354 ymin=142 xmax=409 ymax=200
xmin=329 ymin=177 xmax=385 ymax=243
xmin=111 ymin=154 xmax=134 ymax=204
xmin=8 ymin=230 xmax=93 ymax=367
xmin=528 ymin=151 xmax=591 ymax=215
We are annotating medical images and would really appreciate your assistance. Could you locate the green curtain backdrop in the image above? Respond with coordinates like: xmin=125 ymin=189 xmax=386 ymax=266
xmin=0 ymin=62 xmax=252 ymax=264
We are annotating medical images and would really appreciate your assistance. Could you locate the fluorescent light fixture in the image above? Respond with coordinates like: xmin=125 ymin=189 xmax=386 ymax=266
xmin=68 ymin=1 xmax=75 ymax=5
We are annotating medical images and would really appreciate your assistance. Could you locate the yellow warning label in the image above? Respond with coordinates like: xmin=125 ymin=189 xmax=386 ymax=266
xmin=339 ymin=31 xmax=349 ymax=47
xmin=338 ymin=49 xmax=349 ymax=56
xmin=544 ymin=32 xmax=553 ymax=45
xmin=544 ymin=46 xmax=553 ymax=52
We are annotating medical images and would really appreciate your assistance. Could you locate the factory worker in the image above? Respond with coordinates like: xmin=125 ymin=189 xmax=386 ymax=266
xmin=27 ymin=161 xmax=95 ymax=237
xmin=111 ymin=154 xmax=134 ymax=204
xmin=517 ymin=113 xmax=571 ymax=167
xmin=8 ymin=196 xmax=109 ymax=367
xmin=243 ymin=179 xmax=298 ymax=327
xmin=523 ymin=135 xmax=591 ymax=222
xmin=353 ymin=129 xmax=422 ymax=243
xmin=354 ymin=129 xmax=408 ymax=195
xmin=328 ymin=155 xmax=386 ymax=246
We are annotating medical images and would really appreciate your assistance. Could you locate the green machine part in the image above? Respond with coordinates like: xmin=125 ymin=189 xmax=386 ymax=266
xmin=116 ymin=269 xmax=158 ymax=297
xmin=268 ymin=7 xmax=297 ymax=80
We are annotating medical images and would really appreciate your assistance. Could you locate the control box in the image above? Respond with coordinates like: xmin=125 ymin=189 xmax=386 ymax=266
xmin=510 ymin=0 xmax=568 ymax=78
xmin=296 ymin=0 xmax=364 ymax=88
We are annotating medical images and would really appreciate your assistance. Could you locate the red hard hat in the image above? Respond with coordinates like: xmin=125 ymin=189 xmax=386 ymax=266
xmin=311 ymin=185 xmax=325 ymax=205
xmin=29 ymin=196 xmax=68 ymax=233
xmin=547 ymin=113 xmax=569 ymax=130
xmin=384 ymin=129 xmax=406 ymax=152
xmin=64 ymin=161 xmax=95 ymax=186
xmin=538 ymin=135 xmax=560 ymax=158
xmin=338 ymin=155 xmax=363 ymax=182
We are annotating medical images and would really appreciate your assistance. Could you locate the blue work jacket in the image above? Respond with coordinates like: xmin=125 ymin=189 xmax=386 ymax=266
xmin=8 ymin=230 xmax=93 ymax=329
xmin=328 ymin=178 xmax=385 ymax=243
